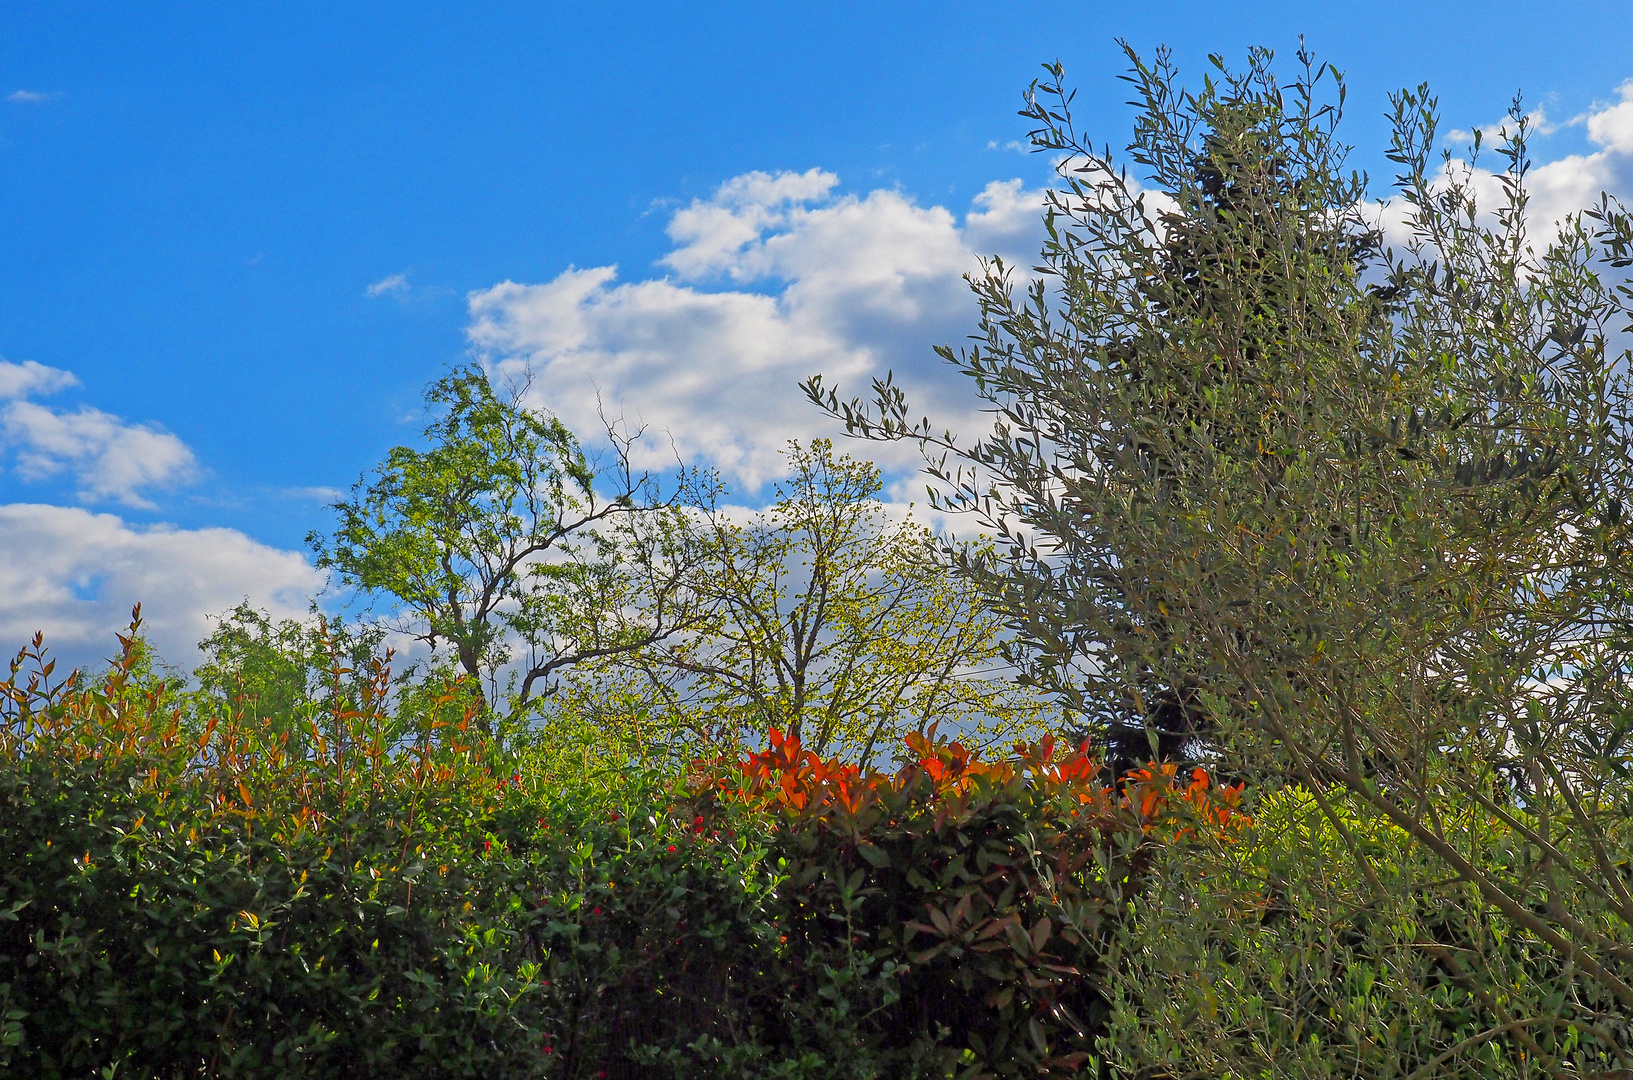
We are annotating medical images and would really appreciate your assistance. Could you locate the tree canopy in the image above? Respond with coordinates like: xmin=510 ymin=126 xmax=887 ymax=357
xmin=308 ymin=366 xmax=703 ymax=730
xmin=560 ymin=440 xmax=1055 ymax=759
xmin=811 ymin=41 xmax=1633 ymax=1072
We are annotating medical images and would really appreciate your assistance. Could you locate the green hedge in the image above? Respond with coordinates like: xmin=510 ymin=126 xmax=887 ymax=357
xmin=2 ymin=634 xmax=1244 ymax=1078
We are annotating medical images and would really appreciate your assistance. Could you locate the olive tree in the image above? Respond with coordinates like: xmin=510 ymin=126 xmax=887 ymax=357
xmin=810 ymin=43 xmax=1633 ymax=1073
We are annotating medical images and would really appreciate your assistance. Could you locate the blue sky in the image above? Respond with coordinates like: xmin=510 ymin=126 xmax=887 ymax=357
xmin=3 ymin=1 xmax=1632 ymax=665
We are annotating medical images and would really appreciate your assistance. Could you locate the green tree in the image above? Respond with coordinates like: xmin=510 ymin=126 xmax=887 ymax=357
xmin=193 ymin=603 xmax=314 ymax=722
xmin=309 ymin=365 xmax=703 ymax=730
xmin=562 ymin=440 xmax=1054 ymax=760
xmin=812 ymin=43 xmax=1633 ymax=1072
xmin=192 ymin=602 xmax=390 ymax=723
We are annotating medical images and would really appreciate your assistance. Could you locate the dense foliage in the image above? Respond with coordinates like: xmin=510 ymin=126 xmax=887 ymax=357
xmin=0 ymin=613 xmax=1245 ymax=1079
xmin=9 ymin=41 xmax=1633 ymax=1079
xmin=1 ymin=620 xmax=541 ymax=1077
xmin=814 ymin=42 xmax=1633 ymax=1074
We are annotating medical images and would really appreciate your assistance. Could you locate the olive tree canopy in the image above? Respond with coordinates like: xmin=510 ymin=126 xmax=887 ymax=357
xmin=810 ymin=42 xmax=1633 ymax=1070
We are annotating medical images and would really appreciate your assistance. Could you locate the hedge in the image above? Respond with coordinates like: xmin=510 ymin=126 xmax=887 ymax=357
xmin=0 ymin=630 xmax=1245 ymax=1079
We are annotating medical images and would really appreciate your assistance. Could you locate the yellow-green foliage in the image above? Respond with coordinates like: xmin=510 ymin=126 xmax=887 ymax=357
xmin=1104 ymin=785 xmax=1633 ymax=1077
xmin=553 ymin=440 xmax=1058 ymax=761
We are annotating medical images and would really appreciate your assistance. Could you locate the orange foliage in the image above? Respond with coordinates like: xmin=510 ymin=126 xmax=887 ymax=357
xmin=1 ymin=606 xmax=503 ymax=843
xmin=686 ymin=726 xmax=1250 ymax=1075
xmin=715 ymin=723 xmax=1249 ymax=837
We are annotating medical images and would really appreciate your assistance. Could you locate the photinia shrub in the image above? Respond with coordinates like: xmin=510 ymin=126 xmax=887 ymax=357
xmin=0 ymin=617 xmax=554 ymax=1079
xmin=670 ymin=726 xmax=1249 ymax=1078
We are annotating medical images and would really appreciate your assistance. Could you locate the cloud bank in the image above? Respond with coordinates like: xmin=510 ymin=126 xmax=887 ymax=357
xmin=0 ymin=504 xmax=322 ymax=671
xmin=467 ymin=171 xmax=1049 ymax=492
xmin=0 ymin=361 xmax=312 ymax=671
xmin=8 ymin=74 xmax=1633 ymax=674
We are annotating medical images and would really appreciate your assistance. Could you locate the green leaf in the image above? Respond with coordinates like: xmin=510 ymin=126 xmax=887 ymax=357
xmin=856 ymin=842 xmax=891 ymax=868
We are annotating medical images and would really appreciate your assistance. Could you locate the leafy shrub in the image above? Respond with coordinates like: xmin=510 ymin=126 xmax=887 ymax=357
xmin=663 ymin=727 xmax=1249 ymax=1079
xmin=1 ymin=621 xmax=555 ymax=1079
xmin=1104 ymin=784 xmax=1633 ymax=1077
xmin=1 ymin=618 xmax=1246 ymax=1079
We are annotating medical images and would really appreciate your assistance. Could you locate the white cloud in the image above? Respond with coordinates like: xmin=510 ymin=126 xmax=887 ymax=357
xmin=0 ymin=504 xmax=322 ymax=670
xmin=660 ymin=168 xmax=840 ymax=279
xmin=282 ymin=485 xmax=345 ymax=502
xmin=0 ymin=358 xmax=77 ymax=399
xmin=6 ymin=90 xmax=51 ymax=104
xmin=0 ymin=358 xmax=198 ymax=507
xmin=366 ymin=272 xmax=412 ymax=299
xmin=1506 ymin=86 xmax=1633 ymax=231
xmin=3 ymin=402 xmax=198 ymax=507
xmin=1447 ymin=102 xmax=1557 ymax=146
xmin=468 ymin=172 xmax=1048 ymax=492
xmin=1586 ymin=80 xmax=1633 ymax=155
xmin=471 ymin=77 xmax=1632 ymax=500
xmin=365 ymin=271 xmax=455 ymax=305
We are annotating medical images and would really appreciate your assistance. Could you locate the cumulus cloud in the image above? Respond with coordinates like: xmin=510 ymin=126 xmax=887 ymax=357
xmin=3 ymin=402 xmax=198 ymax=506
xmin=0 ymin=359 xmax=197 ymax=508
xmin=1586 ymin=80 xmax=1633 ymax=155
xmin=467 ymin=173 xmax=1048 ymax=492
xmin=0 ymin=504 xmax=322 ymax=670
xmin=7 ymin=90 xmax=51 ymax=104
xmin=659 ymin=168 xmax=842 ymax=279
xmin=470 ymin=77 xmax=1631 ymax=500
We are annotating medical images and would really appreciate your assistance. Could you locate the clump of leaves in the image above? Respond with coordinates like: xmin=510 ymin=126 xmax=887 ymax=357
xmin=684 ymin=726 xmax=1248 ymax=1078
